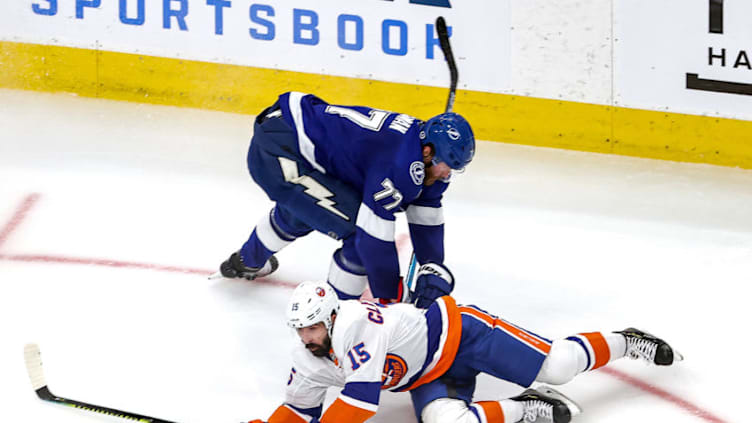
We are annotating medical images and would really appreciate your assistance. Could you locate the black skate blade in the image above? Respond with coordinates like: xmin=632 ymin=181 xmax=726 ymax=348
xmin=208 ymin=271 xmax=223 ymax=280
xmin=536 ymin=385 xmax=583 ymax=418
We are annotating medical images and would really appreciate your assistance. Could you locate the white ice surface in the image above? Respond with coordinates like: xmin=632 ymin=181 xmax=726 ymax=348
xmin=1 ymin=89 xmax=750 ymax=423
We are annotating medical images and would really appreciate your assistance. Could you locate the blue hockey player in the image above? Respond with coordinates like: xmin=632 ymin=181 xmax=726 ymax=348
xmin=217 ymin=92 xmax=475 ymax=302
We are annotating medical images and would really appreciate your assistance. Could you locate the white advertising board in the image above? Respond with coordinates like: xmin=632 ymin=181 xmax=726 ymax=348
xmin=614 ymin=0 xmax=752 ymax=121
xmin=2 ymin=1 xmax=750 ymax=123
xmin=0 ymin=0 xmax=511 ymax=93
xmin=508 ymin=0 xmax=612 ymax=105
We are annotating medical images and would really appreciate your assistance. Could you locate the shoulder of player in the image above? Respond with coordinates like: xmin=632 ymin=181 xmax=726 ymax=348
xmin=332 ymin=300 xmax=371 ymax=333
xmin=331 ymin=301 xmax=382 ymax=350
xmin=367 ymin=135 xmax=424 ymax=195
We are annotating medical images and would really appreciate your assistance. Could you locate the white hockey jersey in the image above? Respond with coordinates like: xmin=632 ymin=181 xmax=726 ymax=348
xmin=270 ymin=296 xmax=461 ymax=423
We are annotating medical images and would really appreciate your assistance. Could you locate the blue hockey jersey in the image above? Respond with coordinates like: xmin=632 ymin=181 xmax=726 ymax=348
xmin=277 ymin=92 xmax=448 ymax=298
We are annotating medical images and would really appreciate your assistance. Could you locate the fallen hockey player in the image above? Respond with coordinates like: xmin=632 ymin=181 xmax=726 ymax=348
xmin=248 ymin=263 xmax=681 ymax=423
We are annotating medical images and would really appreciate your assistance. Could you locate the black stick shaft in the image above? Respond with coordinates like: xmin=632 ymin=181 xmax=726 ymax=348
xmin=406 ymin=17 xmax=460 ymax=287
xmin=37 ymin=386 xmax=179 ymax=423
xmin=435 ymin=16 xmax=458 ymax=113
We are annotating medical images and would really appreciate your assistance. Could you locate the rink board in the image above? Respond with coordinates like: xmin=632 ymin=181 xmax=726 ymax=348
xmin=2 ymin=40 xmax=751 ymax=169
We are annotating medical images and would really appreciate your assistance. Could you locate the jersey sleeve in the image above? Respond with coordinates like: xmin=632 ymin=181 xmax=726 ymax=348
xmin=321 ymin=306 xmax=389 ymax=423
xmin=265 ymin=403 xmax=322 ymax=423
xmin=275 ymin=345 xmax=343 ymax=423
xmin=354 ymin=169 xmax=403 ymax=300
xmin=406 ymin=180 xmax=449 ymax=265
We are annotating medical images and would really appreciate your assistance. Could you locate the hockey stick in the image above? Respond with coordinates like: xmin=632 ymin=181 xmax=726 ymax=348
xmin=405 ymin=16 xmax=458 ymax=293
xmin=436 ymin=16 xmax=458 ymax=114
xmin=24 ymin=343 xmax=180 ymax=423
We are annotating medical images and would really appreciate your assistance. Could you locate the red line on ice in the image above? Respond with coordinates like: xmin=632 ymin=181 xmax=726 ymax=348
xmin=0 ymin=253 xmax=298 ymax=289
xmin=0 ymin=193 xmax=40 ymax=251
xmin=599 ymin=367 xmax=726 ymax=423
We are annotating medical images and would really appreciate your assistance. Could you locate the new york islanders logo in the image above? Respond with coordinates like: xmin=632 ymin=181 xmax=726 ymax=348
xmin=316 ymin=287 xmax=326 ymax=297
xmin=381 ymin=354 xmax=408 ymax=389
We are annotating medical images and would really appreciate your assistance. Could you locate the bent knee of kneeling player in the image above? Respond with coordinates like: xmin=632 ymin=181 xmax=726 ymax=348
xmin=421 ymin=398 xmax=479 ymax=423
xmin=535 ymin=339 xmax=582 ymax=385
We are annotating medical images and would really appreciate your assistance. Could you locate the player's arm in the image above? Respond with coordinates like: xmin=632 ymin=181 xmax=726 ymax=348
xmin=355 ymin=173 xmax=403 ymax=300
xmin=320 ymin=306 xmax=389 ymax=423
xmin=406 ymin=181 xmax=449 ymax=265
xmin=249 ymin=348 xmax=333 ymax=423
xmin=249 ymin=403 xmax=322 ymax=423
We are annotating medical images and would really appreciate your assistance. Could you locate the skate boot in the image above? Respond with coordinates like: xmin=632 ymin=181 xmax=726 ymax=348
xmin=509 ymin=386 xmax=581 ymax=423
xmin=219 ymin=251 xmax=278 ymax=280
xmin=615 ymin=328 xmax=682 ymax=365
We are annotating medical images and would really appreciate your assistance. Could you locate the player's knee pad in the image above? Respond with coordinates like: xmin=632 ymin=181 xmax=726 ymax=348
xmin=421 ymin=398 xmax=480 ymax=423
xmin=535 ymin=339 xmax=582 ymax=385
xmin=327 ymin=248 xmax=367 ymax=299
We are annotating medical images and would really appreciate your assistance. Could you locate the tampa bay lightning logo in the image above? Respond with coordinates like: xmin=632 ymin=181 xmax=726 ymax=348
xmin=410 ymin=161 xmax=424 ymax=185
xmin=447 ymin=127 xmax=461 ymax=140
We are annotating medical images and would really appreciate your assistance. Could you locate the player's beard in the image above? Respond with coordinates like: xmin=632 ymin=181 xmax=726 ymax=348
xmin=306 ymin=335 xmax=332 ymax=358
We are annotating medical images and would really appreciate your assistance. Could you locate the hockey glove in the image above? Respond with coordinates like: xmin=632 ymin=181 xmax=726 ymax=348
xmin=413 ymin=262 xmax=454 ymax=309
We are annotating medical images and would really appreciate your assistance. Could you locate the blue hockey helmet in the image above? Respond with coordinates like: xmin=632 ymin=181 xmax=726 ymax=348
xmin=419 ymin=113 xmax=475 ymax=171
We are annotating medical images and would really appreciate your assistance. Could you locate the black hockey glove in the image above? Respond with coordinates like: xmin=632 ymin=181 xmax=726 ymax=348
xmin=413 ymin=262 xmax=455 ymax=309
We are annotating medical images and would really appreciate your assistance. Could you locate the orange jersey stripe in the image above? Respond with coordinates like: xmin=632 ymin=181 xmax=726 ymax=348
xmin=476 ymin=401 xmax=505 ymax=423
xmin=581 ymin=332 xmax=610 ymax=369
xmin=406 ymin=296 xmax=463 ymax=391
xmin=267 ymin=405 xmax=309 ymax=423
xmin=459 ymin=306 xmax=551 ymax=355
xmin=320 ymin=398 xmax=376 ymax=423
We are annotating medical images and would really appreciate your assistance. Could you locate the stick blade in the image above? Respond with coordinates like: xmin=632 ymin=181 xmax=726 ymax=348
xmin=24 ymin=343 xmax=48 ymax=391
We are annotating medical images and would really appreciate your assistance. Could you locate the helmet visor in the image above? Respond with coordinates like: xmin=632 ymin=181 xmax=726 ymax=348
xmin=431 ymin=157 xmax=467 ymax=174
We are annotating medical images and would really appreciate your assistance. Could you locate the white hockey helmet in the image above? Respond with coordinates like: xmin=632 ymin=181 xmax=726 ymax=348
xmin=286 ymin=281 xmax=340 ymax=335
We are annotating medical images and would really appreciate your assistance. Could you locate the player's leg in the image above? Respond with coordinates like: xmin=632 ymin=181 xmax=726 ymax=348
xmin=218 ymin=106 xmax=310 ymax=279
xmin=327 ymin=236 xmax=368 ymax=299
xmin=247 ymin=107 xmax=360 ymax=241
xmin=220 ymin=205 xmax=313 ymax=279
xmin=411 ymin=376 xmax=576 ymax=423
xmin=453 ymin=305 xmax=679 ymax=386
xmin=220 ymin=102 xmax=358 ymax=279
xmin=536 ymin=328 xmax=679 ymax=384
xmin=409 ymin=376 xmax=478 ymax=423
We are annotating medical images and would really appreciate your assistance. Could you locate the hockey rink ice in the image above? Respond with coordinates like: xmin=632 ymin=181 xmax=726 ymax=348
xmin=1 ymin=89 xmax=750 ymax=423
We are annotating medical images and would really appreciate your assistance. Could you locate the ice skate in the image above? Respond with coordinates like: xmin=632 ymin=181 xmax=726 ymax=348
xmin=510 ymin=385 xmax=581 ymax=423
xmin=213 ymin=251 xmax=279 ymax=280
xmin=615 ymin=327 xmax=683 ymax=365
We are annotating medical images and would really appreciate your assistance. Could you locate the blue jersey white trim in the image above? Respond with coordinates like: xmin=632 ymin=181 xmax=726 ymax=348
xmin=406 ymin=205 xmax=445 ymax=226
xmin=288 ymin=91 xmax=326 ymax=174
xmin=272 ymin=92 xmax=452 ymax=297
xmin=355 ymin=203 xmax=395 ymax=242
